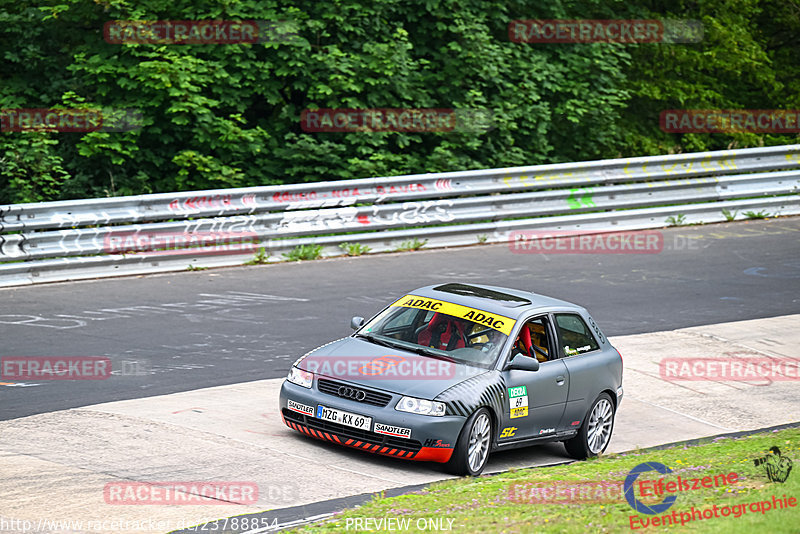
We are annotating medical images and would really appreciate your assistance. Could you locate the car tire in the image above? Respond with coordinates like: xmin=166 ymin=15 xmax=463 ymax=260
xmin=564 ymin=392 xmax=615 ymax=460
xmin=445 ymin=408 xmax=492 ymax=476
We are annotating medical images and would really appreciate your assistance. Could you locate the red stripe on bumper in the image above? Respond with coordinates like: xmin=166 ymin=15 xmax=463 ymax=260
xmin=284 ymin=422 xmax=448 ymax=462
xmin=413 ymin=447 xmax=454 ymax=463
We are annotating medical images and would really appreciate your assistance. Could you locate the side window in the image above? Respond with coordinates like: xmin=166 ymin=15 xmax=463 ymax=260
xmin=512 ymin=316 xmax=552 ymax=363
xmin=555 ymin=314 xmax=599 ymax=356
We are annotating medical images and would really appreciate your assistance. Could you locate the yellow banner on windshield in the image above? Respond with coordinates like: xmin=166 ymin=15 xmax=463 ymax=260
xmin=390 ymin=294 xmax=515 ymax=335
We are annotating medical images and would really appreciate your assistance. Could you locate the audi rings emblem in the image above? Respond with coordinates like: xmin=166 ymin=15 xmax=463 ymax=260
xmin=338 ymin=386 xmax=367 ymax=401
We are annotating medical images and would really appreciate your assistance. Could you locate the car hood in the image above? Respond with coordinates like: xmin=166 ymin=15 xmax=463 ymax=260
xmin=297 ymin=336 xmax=490 ymax=399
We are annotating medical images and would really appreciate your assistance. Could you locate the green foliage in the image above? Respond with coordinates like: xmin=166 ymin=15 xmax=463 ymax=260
xmin=186 ymin=264 xmax=208 ymax=271
xmin=721 ymin=208 xmax=738 ymax=221
xmin=246 ymin=246 xmax=271 ymax=264
xmin=665 ymin=214 xmax=687 ymax=226
xmin=0 ymin=133 xmax=70 ymax=203
xmin=283 ymin=243 xmax=323 ymax=261
xmin=743 ymin=209 xmax=771 ymax=219
xmin=477 ymin=234 xmax=488 ymax=244
xmin=338 ymin=242 xmax=371 ymax=256
xmin=395 ymin=237 xmax=427 ymax=251
xmin=0 ymin=0 xmax=797 ymax=204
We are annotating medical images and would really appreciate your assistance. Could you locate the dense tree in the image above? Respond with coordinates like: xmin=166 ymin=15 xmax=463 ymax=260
xmin=0 ymin=0 xmax=797 ymax=203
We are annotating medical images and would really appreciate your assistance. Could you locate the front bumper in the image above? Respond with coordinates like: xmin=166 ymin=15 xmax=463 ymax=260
xmin=279 ymin=379 xmax=465 ymax=463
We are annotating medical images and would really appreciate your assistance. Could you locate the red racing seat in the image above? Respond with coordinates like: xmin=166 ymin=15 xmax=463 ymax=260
xmin=416 ymin=313 xmax=466 ymax=350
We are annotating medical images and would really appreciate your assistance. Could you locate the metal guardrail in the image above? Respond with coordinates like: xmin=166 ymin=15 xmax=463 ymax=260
xmin=1 ymin=145 xmax=799 ymax=287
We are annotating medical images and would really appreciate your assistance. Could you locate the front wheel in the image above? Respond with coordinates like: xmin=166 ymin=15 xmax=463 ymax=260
xmin=445 ymin=408 xmax=492 ymax=476
xmin=564 ymin=393 xmax=615 ymax=460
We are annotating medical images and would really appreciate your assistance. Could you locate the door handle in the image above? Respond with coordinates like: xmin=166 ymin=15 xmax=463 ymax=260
xmin=556 ymin=375 xmax=565 ymax=385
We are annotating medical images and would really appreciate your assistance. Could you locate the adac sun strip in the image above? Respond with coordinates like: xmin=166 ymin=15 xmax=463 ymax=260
xmin=390 ymin=294 xmax=515 ymax=336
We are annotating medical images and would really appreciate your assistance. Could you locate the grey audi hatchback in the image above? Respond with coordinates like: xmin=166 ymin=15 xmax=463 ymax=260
xmin=279 ymin=283 xmax=623 ymax=476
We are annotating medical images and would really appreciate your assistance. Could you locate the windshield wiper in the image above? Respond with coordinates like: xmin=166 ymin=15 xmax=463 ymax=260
xmin=356 ymin=333 xmax=455 ymax=362
xmin=355 ymin=332 xmax=399 ymax=349
xmin=408 ymin=346 xmax=455 ymax=362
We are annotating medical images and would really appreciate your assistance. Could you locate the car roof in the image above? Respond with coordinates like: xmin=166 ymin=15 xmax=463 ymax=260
xmin=407 ymin=283 xmax=584 ymax=320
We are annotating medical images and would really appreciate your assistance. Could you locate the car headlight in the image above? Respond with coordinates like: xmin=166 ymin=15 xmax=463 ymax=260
xmin=395 ymin=396 xmax=446 ymax=417
xmin=287 ymin=366 xmax=313 ymax=388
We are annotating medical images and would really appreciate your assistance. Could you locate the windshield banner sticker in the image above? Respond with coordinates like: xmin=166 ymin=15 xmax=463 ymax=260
xmin=390 ymin=295 xmax=515 ymax=335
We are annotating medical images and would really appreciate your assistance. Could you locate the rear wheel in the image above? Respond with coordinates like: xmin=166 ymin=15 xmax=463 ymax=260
xmin=445 ymin=408 xmax=492 ymax=476
xmin=564 ymin=393 xmax=615 ymax=460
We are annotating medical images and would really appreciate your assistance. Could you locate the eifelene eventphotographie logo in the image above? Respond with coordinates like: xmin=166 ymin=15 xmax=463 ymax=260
xmin=754 ymin=446 xmax=793 ymax=483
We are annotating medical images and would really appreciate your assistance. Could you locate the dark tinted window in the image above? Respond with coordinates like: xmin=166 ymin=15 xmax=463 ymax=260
xmin=433 ymin=284 xmax=531 ymax=306
xmin=555 ymin=314 xmax=599 ymax=356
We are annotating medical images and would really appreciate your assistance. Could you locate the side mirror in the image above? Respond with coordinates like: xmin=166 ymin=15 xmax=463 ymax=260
xmin=505 ymin=356 xmax=540 ymax=372
xmin=350 ymin=316 xmax=365 ymax=330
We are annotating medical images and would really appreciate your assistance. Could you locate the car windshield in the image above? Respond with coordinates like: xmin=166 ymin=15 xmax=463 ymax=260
xmin=358 ymin=301 xmax=511 ymax=368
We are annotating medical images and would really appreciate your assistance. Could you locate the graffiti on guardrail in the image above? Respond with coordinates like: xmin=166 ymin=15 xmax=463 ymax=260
xmin=271 ymin=183 xmax=429 ymax=207
xmin=364 ymin=200 xmax=455 ymax=226
xmin=273 ymin=200 xmax=455 ymax=232
xmin=2 ymin=146 xmax=799 ymax=286
xmin=567 ymin=187 xmax=595 ymax=209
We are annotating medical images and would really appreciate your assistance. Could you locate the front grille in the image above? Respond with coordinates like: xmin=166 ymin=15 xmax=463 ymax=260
xmin=283 ymin=408 xmax=422 ymax=452
xmin=317 ymin=378 xmax=393 ymax=407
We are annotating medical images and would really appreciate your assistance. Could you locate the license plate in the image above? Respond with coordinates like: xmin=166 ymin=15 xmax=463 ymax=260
xmin=316 ymin=405 xmax=372 ymax=430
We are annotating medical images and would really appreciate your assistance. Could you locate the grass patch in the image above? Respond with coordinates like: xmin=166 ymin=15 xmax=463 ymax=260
xmin=339 ymin=242 xmax=372 ymax=256
xmin=665 ymin=214 xmax=687 ymax=226
xmin=283 ymin=244 xmax=323 ymax=261
xmin=245 ymin=246 xmax=271 ymax=265
xmin=291 ymin=428 xmax=800 ymax=533
xmin=722 ymin=208 xmax=738 ymax=222
xmin=743 ymin=210 xmax=772 ymax=220
xmin=395 ymin=238 xmax=428 ymax=251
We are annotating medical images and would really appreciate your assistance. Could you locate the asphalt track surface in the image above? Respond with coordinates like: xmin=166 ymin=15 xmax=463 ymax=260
xmin=1 ymin=218 xmax=799 ymax=421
